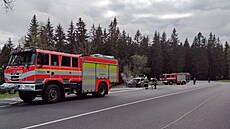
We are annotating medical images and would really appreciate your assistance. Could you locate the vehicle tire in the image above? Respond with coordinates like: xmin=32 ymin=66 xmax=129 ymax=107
xmin=163 ymin=82 xmax=168 ymax=85
xmin=93 ymin=83 xmax=106 ymax=97
xmin=169 ymin=81 xmax=173 ymax=85
xmin=182 ymin=81 xmax=186 ymax=85
xmin=42 ymin=84 xmax=61 ymax=103
xmin=19 ymin=91 xmax=36 ymax=102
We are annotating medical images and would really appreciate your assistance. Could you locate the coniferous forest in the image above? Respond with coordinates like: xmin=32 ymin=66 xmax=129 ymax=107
xmin=0 ymin=15 xmax=229 ymax=81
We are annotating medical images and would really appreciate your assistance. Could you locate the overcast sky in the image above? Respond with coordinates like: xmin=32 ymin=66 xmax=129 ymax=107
xmin=0 ymin=0 xmax=230 ymax=48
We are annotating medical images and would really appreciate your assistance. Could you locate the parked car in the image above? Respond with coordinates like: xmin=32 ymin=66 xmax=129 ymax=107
xmin=126 ymin=77 xmax=144 ymax=87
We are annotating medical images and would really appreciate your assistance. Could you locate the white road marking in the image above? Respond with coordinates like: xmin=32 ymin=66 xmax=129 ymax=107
xmin=109 ymin=88 xmax=142 ymax=94
xmin=160 ymin=89 xmax=223 ymax=129
xmin=0 ymin=101 xmax=19 ymax=108
xmin=0 ymin=105 xmax=10 ymax=108
xmin=21 ymin=86 xmax=212 ymax=129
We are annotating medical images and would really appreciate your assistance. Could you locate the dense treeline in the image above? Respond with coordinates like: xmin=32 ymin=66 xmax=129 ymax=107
xmin=0 ymin=15 xmax=229 ymax=81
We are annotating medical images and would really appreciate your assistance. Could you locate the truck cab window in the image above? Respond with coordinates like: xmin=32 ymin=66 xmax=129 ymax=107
xmin=61 ymin=56 xmax=70 ymax=67
xmin=72 ymin=57 xmax=78 ymax=67
xmin=37 ymin=53 xmax=49 ymax=65
xmin=51 ymin=55 xmax=59 ymax=66
xmin=9 ymin=51 xmax=36 ymax=66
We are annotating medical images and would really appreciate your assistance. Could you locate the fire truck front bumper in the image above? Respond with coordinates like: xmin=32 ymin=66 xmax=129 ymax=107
xmin=0 ymin=83 xmax=37 ymax=93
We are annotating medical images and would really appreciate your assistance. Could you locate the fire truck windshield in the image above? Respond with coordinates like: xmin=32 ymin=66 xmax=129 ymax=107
xmin=8 ymin=51 xmax=36 ymax=66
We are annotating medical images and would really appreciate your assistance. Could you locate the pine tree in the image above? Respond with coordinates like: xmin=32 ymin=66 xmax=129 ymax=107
xmin=183 ymin=38 xmax=191 ymax=72
xmin=161 ymin=32 xmax=170 ymax=73
xmin=125 ymin=35 xmax=133 ymax=62
xmin=169 ymin=29 xmax=185 ymax=73
xmin=176 ymin=42 xmax=185 ymax=72
xmin=150 ymin=31 xmax=163 ymax=77
xmin=66 ymin=21 xmax=76 ymax=53
xmin=102 ymin=28 xmax=108 ymax=54
xmin=134 ymin=30 xmax=142 ymax=45
xmin=95 ymin=25 xmax=105 ymax=54
xmin=170 ymin=28 xmax=179 ymax=47
xmin=139 ymin=36 xmax=149 ymax=56
xmin=198 ymin=32 xmax=208 ymax=79
xmin=213 ymin=38 xmax=224 ymax=79
xmin=38 ymin=25 xmax=48 ymax=49
xmin=45 ymin=18 xmax=55 ymax=50
xmin=75 ymin=18 xmax=89 ymax=54
xmin=169 ymin=28 xmax=180 ymax=72
xmin=191 ymin=32 xmax=208 ymax=79
xmin=0 ymin=38 xmax=14 ymax=66
xmin=90 ymin=24 xmax=105 ymax=54
xmin=54 ymin=24 xmax=66 ymax=52
xmin=207 ymin=32 xmax=215 ymax=79
xmin=89 ymin=24 xmax=97 ymax=53
xmin=117 ymin=30 xmax=128 ymax=59
xmin=133 ymin=30 xmax=142 ymax=55
xmin=207 ymin=33 xmax=225 ymax=80
xmin=117 ymin=30 xmax=129 ymax=71
xmin=25 ymin=15 xmax=39 ymax=47
xmin=106 ymin=17 xmax=120 ymax=57
xmin=224 ymin=41 xmax=230 ymax=79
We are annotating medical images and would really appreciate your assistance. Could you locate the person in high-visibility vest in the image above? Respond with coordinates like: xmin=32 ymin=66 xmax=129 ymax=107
xmin=144 ymin=77 xmax=149 ymax=89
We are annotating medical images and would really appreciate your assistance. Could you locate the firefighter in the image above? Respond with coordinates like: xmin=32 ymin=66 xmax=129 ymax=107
xmin=150 ymin=78 xmax=157 ymax=89
xmin=144 ymin=77 xmax=149 ymax=89
xmin=153 ymin=78 xmax=157 ymax=89
xmin=193 ymin=77 xmax=196 ymax=85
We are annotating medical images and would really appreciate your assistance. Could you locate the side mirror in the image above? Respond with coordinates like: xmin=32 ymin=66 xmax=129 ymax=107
xmin=25 ymin=64 xmax=29 ymax=69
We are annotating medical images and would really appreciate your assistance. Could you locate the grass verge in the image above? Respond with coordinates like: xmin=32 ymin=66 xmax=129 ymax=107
xmin=216 ymin=80 xmax=230 ymax=82
xmin=0 ymin=92 xmax=18 ymax=99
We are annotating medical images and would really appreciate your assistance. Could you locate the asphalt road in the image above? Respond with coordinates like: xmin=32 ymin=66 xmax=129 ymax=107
xmin=0 ymin=81 xmax=230 ymax=129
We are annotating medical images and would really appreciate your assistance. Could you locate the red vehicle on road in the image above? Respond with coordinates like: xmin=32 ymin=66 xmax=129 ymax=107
xmin=160 ymin=73 xmax=191 ymax=85
xmin=0 ymin=47 xmax=119 ymax=103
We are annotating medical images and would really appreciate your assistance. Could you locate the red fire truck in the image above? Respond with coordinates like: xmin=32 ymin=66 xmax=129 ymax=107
xmin=0 ymin=47 xmax=119 ymax=103
xmin=160 ymin=73 xmax=191 ymax=85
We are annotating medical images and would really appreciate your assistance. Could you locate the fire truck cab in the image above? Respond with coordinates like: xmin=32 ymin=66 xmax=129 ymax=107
xmin=160 ymin=73 xmax=190 ymax=85
xmin=0 ymin=47 xmax=119 ymax=103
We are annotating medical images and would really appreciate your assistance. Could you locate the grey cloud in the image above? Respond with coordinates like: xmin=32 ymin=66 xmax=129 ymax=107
xmin=0 ymin=0 xmax=230 ymax=47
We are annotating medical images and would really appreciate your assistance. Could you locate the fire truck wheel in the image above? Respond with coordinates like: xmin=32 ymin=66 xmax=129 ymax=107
xmin=182 ymin=81 xmax=186 ymax=85
xmin=169 ymin=81 xmax=173 ymax=85
xmin=19 ymin=91 xmax=36 ymax=102
xmin=93 ymin=83 xmax=106 ymax=97
xmin=42 ymin=84 xmax=61 ymax=103
xmin=99 ymin=83 xmax=106 ymax=97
